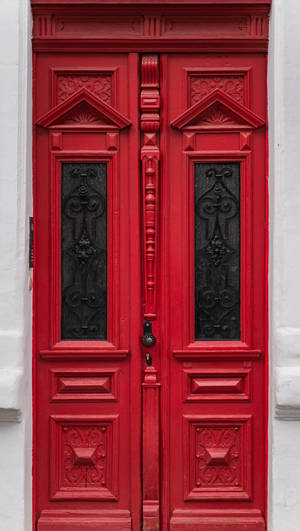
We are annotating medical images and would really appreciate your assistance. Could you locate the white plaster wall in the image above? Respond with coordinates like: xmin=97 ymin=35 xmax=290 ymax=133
xmin=0 ymin=0 xmax=32 ymax=530
xmin=269 ymin=0 xmax=300 ymax=529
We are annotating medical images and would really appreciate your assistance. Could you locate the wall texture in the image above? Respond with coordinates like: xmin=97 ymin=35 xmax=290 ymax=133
xmin=0 ymin=0 xmax=32 ymax=529
xmin=269 ymin=1 xmax=300 ymax=529
xmin=0 ymin=0 xmax=300 ymax=529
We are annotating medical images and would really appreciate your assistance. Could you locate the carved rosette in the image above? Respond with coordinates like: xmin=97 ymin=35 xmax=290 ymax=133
xmin=141 ymin=55 xmax=160 ymax=319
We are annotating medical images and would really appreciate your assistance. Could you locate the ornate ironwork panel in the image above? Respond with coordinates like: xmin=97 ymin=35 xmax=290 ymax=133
xmin=61 ymin=163 xmax=107 ymax=340
xmin=195 ymin=162 xmax=240 ymax=340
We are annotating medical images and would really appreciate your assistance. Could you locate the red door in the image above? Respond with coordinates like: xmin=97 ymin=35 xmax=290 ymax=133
xmin=34 ymin=49 xmax=267 ymax=531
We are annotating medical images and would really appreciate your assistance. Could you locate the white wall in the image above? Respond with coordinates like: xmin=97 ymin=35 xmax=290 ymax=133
xmin=269 ymin=0 xmax=300 ymax=529
xmin=0 ymin=0 xmax=32 ymax=529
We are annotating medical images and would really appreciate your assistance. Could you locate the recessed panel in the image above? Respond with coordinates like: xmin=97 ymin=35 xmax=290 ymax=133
xmin=184 ymin=368 xmax=251 ymax=401
xmin=50 ymin=415 xmax=119 ymax=501
xmin=184 ymin=415 xmax=252 ymax=501
xmin=51 ymin=369 xmax=118 ymax=402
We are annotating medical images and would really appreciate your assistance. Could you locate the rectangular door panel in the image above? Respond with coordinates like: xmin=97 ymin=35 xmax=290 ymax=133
xmin=34 ymin=52 xmax=141 ymax=531
xmin=160 ymin=53 xmax=267 ymax=531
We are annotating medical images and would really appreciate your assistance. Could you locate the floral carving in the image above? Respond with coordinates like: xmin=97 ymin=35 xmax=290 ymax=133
xmin=63 ymin=426 xmax=107 ymax=488
xmin=195 ymin=426 xmax=241 ymax=487
xmin=184 ymin=416 xmax=251 ymax=500
xmin=51 ymin=415 xmax=118 ymax=500
xmin=191 ymin=76 xmax=244 ymax=105
xmin=57 ymin=74 xmax=112 ymax=105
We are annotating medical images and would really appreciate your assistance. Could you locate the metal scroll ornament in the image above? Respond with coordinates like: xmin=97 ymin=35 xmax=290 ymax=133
xmin=195 ymin=163 xmax=240 ymax=340
xmin=61 ymin=163 xmax=107 ymax=340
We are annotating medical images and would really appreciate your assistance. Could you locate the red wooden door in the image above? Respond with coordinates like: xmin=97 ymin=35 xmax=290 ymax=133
xmin=34 ymin=52 xmax=142 ymax=531
xmin=34 ymin=51 xmax=267 ymax=531
xmin=159 ymin=54 xmax=267 ymax=531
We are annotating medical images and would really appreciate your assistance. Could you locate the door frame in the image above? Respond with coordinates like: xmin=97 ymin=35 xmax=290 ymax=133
xmin=31 ymin=1 xmax=271 ymax=529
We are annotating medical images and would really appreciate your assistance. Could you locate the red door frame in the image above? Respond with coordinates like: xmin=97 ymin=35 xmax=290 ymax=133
xmin=31 ymin=1 xmax=271 ymax=530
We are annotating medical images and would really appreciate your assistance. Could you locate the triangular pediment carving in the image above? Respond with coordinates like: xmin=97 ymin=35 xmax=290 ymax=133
xmin=170 ymin=89 xmax=264 ymax=131
xmin=36 ymin=88 xmax=131 ymax=129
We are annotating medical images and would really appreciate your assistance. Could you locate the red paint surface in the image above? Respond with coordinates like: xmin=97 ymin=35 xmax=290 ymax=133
xmin=32 ymin=2 xmax=270 ymax=530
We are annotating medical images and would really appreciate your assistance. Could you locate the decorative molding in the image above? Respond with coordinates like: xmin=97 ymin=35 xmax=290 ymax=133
xmin=57 ymin=73 xmax=112 ymax=105
xmin=183 ymin=132 xmax=196 ymax=151
xmin=142 ymin=366 xmax=160 ymax=531
xmin=36 ymin=88 xmax=131 ymax=129
xmin=170 ymin=89 xmax=264 ymax=131
xmin=184 ymin=415 xmax=252 ymax=501
xmin=31 ymin=3 xmax=271 ymax=53
xmin=33 ymin=14 xmax=53 ymax=37
xmin=50 ymin=415 xmax=119 ymax=500
xmin=37 ymin=509 xmax=131 ymax=531
xmin=191 ymin=74 xmax=245 ymax=105
xmin=51 ymin=368 xmax=119 ymax=402
xmin=143 ymin=16 xmax=161 ymax=37
xmin=106 ymin=132 xmax=119 ymax=150
xmin=173 ymin=348 xmax=262 ymax=361
xmin=50 ymin=132 xmax=62 ymax=150
xmin=141 ymin=55 xmax=160 ymax=319
xmin=184 ymin=368 xmax=251 ymax=402
xmin=170 ymin=509 xmax=265 ymax=531
xmin=39 ymin=348 xmax=129 ymax=360
xmin=240 ymin=131 xmax=252 ymax=150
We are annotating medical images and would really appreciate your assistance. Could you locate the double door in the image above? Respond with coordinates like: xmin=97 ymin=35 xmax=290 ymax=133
xmin=34 ymin=52 xmax=267 ymax=531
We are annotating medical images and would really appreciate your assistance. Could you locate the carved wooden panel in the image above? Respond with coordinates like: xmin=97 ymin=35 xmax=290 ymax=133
xmin=50 ymin=415 xmax=119 ymax=500
xmin=184 ymin=368 xmax=251 ymax=402
xmin=51 ymin=369 xmax=119 ymax=402
xmin=189 ymin=72 xmax=248 ymax=107
xmin=161 ymin=15 xmax=251 ymax=36
xmin=53 ymin=16 xmax=143 ymax=36
xmin=56 ymin=73 xmax=113 ymax=105
xmin=32 ymin=6 xmax=270 ymax=56
xmin=170 ymin=89 xmax=264 ymax=132
xmin=184 ymin=416 xmax=252 ymax=500
xmin=196 ymin=104 xmax=239 ymax=126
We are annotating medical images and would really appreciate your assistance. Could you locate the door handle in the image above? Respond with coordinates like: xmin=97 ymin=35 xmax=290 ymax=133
xmin=142 ymin=321 xmax=156 ymax=347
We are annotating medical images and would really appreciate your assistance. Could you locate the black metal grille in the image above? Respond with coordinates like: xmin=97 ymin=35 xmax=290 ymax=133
xmin=195 ymin=162 xmax=240 ymax=340
xmin=61 ymin=163 xmax=107 ymax=340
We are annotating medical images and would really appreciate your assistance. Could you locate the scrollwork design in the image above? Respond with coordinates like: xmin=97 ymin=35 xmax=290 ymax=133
xmin=63 ymin=425 xmax=106 ymax=488
xmin=191 ymin=76 xmax=244 ymax=105
xmin=195 ymin=426 xmax=241 ymax=487
xmin=57 ymin=74 xmax=112 ymax=105
xmin=61 ymin=163 xmax=107 ymax=340
xmin=195 ymin=163 xmax=240 ymax=340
